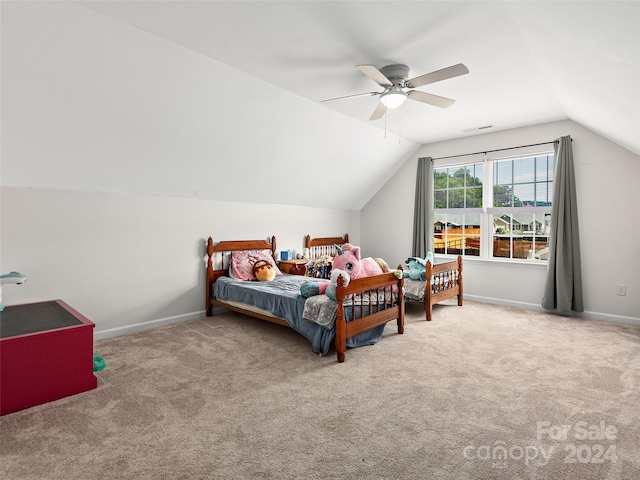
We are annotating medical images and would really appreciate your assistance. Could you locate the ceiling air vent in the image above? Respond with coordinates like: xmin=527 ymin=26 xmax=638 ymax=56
xmin=462 ymin=125 xmax=495 ymax=133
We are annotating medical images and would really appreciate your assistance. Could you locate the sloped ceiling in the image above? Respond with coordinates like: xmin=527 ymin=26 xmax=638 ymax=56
xmin=3 ymin=2 xmax=638 ymax=211
xmin=79 ymin=0 xmax=640 ymax=155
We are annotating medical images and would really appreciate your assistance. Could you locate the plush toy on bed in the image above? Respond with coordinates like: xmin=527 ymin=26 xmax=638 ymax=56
xmin=403 ymin=252 xmax=433 ymax=281
xmin=300 ymin=244 xmax=401 ymax=301
xmin=403 ymin=252 xmax=434 ymax=281
xmin=253 ymin=259 xmax=276 ymax=282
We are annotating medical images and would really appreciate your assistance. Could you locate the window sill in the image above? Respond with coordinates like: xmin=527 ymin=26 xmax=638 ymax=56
xmin=435 ymin=255 xmax=548 ymax=270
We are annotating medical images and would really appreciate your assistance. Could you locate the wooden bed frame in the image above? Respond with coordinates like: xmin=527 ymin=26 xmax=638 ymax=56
xmin=421 ymin=255 xmax=463 ymax=321
xmin=300 ymin=233 xmax=350 ymax=278
xmin=304 ymin=234 xmax=462 ymax=322
xmin=304 ymin=233 xmax=349 ymax=258
xmin=205 ymin=236 xmax=404 ymax=363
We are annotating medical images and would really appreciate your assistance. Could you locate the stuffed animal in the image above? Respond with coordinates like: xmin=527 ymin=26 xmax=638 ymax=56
xmin=332 ymin=244 xmax=386 ymax=279
xmin=404 ymin=257 xmax=426 ymax=281
xmin=300 ymin=244 xmax=400 ymax=301
xmin=403 ymin=252 xmax=434 ymax=281
xmin=253 ymin=259 xmax=276 ymax=282
xmin=299 ymin=279 xmax=331 ymax=297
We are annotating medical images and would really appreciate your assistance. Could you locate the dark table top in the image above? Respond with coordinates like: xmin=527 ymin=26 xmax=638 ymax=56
xmin=0 ymin=301 xmax=84 ymax=339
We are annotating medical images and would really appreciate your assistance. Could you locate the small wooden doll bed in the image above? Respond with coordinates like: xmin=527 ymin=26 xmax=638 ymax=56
xmin=205 ymin=235 xmax=404 ymax=363
xmin=404 ymin=256 xmax=463 ymax=321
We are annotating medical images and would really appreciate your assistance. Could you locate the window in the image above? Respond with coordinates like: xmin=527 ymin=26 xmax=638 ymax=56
xmin=433 ymin=153 xmax=554 ymax=262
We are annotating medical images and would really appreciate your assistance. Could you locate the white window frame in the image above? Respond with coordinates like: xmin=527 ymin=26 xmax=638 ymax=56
xmin=433 ymin=147 xmax=554 ymax=264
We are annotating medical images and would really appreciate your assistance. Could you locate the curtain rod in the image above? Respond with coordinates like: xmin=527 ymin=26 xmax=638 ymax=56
xmin=431 ymin=139 xmax=564 ymax=161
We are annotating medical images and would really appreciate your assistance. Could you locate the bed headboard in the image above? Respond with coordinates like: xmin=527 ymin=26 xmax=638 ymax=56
xmin=205 ymin=236 xmax=277 ymax=316
xmin=206 ymin=236 xmax=277 ymax=272
xmin=304 ymin=234 xmax=349 ymax=258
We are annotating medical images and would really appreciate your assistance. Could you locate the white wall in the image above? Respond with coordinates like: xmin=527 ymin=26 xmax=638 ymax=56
xmin=2 ymin=2 xmax=637 ymax=334
xmin=1 ymin=187 xmax=359 ymax=337
xmin=362 ymin=120 xmax=640 ymax=324
xmin=1 ymin=1 xmax=417 ymax=211
xmin=0 ymin=1 xmax=363 ymax=337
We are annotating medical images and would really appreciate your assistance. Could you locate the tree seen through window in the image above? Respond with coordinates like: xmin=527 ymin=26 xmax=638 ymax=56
xmin=433 ymin=154 xmax=554 ymax=260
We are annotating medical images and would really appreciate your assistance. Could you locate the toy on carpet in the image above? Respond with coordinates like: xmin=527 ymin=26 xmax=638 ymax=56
xmin=300 ymin=244 xmax=401 ymax=301
xmin=403 ymin=252 xmax=433 ymax=281
xmin=93 ymin=355 xmax=106 ymax=372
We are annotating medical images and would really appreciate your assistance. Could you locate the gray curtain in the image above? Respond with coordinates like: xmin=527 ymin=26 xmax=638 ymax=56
xmin=542 ymin=136 xmax=584 ymax=312
xmin=412 ymin=157 xmax=434 ymax=257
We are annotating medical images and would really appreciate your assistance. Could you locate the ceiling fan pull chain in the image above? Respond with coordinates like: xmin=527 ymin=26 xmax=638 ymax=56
xmin=384 ymin=111 xmax=387 ymax=139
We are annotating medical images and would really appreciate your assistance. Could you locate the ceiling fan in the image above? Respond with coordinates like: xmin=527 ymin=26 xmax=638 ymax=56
xmin=321 ymin=63 xmax=469 ymax=120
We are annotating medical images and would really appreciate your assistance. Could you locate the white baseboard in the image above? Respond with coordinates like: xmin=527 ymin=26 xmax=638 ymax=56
xmin=93 ymin=298 xmax=639 ymax=341
xmin=94 ymin=310 xmax=206 ymax=340
xmin=465 ymin=295 xmax=640 ymax=326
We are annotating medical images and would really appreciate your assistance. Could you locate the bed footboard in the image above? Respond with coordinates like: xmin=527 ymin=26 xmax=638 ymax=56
xmin=424 ymin=255 xmax=463 ymax=321
xmin=333 ymin=269 xmax=405 ymax=363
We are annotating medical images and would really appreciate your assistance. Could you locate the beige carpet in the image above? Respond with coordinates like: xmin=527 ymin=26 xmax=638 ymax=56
xmin=1 ymin=300 xmax=639 ymax=480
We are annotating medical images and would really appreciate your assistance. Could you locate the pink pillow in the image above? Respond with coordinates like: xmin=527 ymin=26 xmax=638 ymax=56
xmin=230 ymin=250 xmax=282 ymax=281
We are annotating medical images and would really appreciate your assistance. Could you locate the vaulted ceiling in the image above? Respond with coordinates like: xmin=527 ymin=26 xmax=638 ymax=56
xmin=79 ymin=0 xmax=640 ymax=154
xmin=3 ymin=1 xmax=638 ymax=211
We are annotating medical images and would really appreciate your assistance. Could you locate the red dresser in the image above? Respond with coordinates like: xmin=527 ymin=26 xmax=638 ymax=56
xmin=0 ymin=300 xmax=98 ymax=416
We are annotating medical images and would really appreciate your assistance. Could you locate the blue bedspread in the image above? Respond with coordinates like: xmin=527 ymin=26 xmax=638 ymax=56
xmin=213 ymin=275 xmax=386 ymax=355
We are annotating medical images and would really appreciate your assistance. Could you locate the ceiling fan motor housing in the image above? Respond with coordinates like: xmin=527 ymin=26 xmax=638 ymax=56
xmin=379 ymin=64 xmax=410 ymax=87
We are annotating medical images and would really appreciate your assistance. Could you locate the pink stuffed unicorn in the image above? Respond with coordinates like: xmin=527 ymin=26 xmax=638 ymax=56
xmin=299 ymin=243 xmax=398 ymax=300
xmin=331 ymin=244 xmax=386 ymax=281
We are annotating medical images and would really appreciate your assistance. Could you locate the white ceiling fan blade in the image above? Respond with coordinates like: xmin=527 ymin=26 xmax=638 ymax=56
xmin=321 ymin=92 xmax=379 ymax=104
xmin=369 ymin=101 xmax=387 ymax=121
xmin=407 ymin=90 xmax=456 ymax=108
xmin=406 ymin=63 xmax=469 ymax=88
xmin=356 ymin=65 xmax=393 ymax=87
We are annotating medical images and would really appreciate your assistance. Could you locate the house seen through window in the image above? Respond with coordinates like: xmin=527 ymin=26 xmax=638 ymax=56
xmin=433 ymin=153 xmax=554 ymax=262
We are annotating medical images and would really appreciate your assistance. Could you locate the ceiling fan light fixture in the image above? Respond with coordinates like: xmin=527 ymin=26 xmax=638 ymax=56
xmin=380 ymin=87 xmax=407 ymax=109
